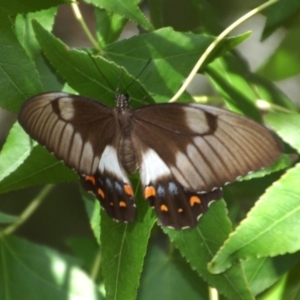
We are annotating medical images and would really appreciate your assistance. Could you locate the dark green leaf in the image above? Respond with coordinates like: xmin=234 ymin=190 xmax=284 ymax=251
xmin=0 ymin=0 xmax=70 ymax=15
xmin=0 ymin=11 xmax=42 ymax=112
xmin=263 ymin=0 xmax=300 ymax=39
xmin=67 ymin=237 xmax=101 ymax=282
xmin=100 ymin=184 xmax=156 ymax=300
xmin=0 ymin=235 xmax=103 ymax=300
xmin=82 ymin=189 xmax=101 ymax=244
xmin=165 ymin=201 xmax=254 ymax=300
xmin=85 ymin=0 xmax=153 ymax=31
xmin=138 ymin=243 xmax=208 ymax=300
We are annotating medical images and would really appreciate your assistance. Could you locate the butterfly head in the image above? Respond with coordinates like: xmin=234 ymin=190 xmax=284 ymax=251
xmin=115 ymin=93 xmax=130 ymax=111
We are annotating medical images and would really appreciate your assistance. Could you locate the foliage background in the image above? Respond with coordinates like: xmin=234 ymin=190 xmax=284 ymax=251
xmin=0 ymin=0 xmax=300 ymax=299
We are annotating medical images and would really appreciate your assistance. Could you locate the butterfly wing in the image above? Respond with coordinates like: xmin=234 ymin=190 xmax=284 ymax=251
xmin=18 ymin=93 xmax=136 ymax=223
xmin=131 ymin=103 xmax=282 ymax=229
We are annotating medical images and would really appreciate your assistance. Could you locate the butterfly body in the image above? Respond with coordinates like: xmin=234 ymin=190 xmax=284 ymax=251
xmin=18 ymin=92 xmax=282 ymax=229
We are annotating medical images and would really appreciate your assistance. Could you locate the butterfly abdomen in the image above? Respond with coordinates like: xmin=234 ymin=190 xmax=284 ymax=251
xmin=119 ymin=135 xmax=138 ymax=174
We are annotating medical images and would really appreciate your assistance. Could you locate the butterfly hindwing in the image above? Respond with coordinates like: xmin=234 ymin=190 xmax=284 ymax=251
xmin=131 ymin=143 xmax=221 ymax=228
xmin=89 ymin=144 xmax=136 ymax=222
xmin=143 ymin=176 xmax=222 ymax=229
xmin=81 ymin=172 xmax=136 ymax=223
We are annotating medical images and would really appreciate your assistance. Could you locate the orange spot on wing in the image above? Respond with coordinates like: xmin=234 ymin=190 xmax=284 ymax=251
xmin=97 ymin=188 xmax=105 ymax=199
xmin=85 ymin=175 xmax=96 ymax=185
xmin=178 ymin=208 xmax=183 ymax=213
xmin=160 ymin=204 xmax=168 ymax=212
xmin=119 ymin=201 xmax=127 ymax=207
xmin=124 ymin=184 xmax=134 ymax=197
xmin=144 ymin=186 xmax=156 ymax=199
xmin=190 ymin=195 xmax=201 ymax=207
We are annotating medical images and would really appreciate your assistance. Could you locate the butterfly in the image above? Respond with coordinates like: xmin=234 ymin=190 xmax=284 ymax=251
xmin=18 ymin=92 xmax=282 ymax=229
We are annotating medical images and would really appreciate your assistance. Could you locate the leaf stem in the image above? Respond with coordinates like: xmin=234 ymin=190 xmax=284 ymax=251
xmin=168 ymin=0 xmax=278 ymax=103
xmin=209 ymin=286 xmax=219 ymax=300
xmin=2 ymin=185 xmax=54 ymax=235
xmin=90 ymin=247 xmax=102 ymax=281
xmin=71 ymin=3 xmax=102 ymax=53
xmin=256 ymin=99 xmax=294 ymax=113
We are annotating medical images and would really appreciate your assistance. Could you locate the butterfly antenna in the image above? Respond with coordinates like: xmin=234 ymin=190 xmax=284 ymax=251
xmin=89 ymin=52 xmax=151 ymax=98
xmin=123 ymin=59 xmax=152 ymax=94
xmin=88 ymin=52 xmax=115 ymax=92
xmin=116 ymin=67 xmax=124 ymax=95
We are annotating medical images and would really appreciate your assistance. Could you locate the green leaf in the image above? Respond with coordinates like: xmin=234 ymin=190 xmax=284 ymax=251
xmin=282 ymin=262 xmax=300 ymax=299
xmin=0 ymin=235 xmax=103 ymax=300
xmin=259 ymin=23 xmax=300 ymax=80
xmin=85 ymin=0 xmax=153 ymax=32
xmin=0 ymin=0 xmax=70 ymax=15
xmin=0 ymin=122 xmax=34 ymax=182
xmin=263 ymin=0 xmax=300 ymax=39
xmin=209 ymin=164 xmax=300 ymax=274
xmin=82 ymin=189 xmax=101 ymax=244
xmin=0 ymin=145 xmax=77 ymax=194
xmin=138 ymin=243 xmax=208 ymax=300
xmin=105 ymin=29 xmax=248 ymax=103
xmin=32 ymin=20 xmax=152 ymax=107
xmin=165 ymin=201 xmax=254 ymax=300
xmin=95 ymin=8 xmax=127 ymax=48
xmin=15 ymin=7 xmax=57 ymax=59
xmin=244 ymin=253 xmax=300 ymax=296
xmin=100 ymin=184 xmax=156 ymax=300
xmin=240 ymin=154 xmax=291 ymax=181
xmin=15 ymin=8 xmax=62 ymax=92
xmin=32 ymin=21 xmax=250 ymax=105
xmin=0 ymin=11 xmax=42 ymax=112
xmin=205 ymin=53 xmax=297 ymax=121
xmin=265 ymin=112 xmax=300 ymax=152
xmin=148 ymin=0 xmax=222 ymax=33
xmin=0 ymin=211 xmax=19 ymax=224
xmin=67 ymin=237 xmax=101 ymax=282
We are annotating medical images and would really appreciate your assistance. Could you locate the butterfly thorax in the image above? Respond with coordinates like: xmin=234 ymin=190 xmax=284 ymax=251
xmin=115 ymin=93 xmax=130 ymax=111
xmin=114 ymin=94 xmax=138 ymax=175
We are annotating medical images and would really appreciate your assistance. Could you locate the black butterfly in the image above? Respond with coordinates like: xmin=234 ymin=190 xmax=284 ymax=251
xmin=18 ymin=92 xmax=282 ymax=229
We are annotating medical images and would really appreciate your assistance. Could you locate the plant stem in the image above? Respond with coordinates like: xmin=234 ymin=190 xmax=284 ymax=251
xmin=71 ymin=3 xmax=102 ymax=53
xmin=168 ymin=0 xmax=279 ymax=103
xmin=209 ymin=286 xmax=219 ymax=300
xmin=3 ymin=185 xmax=54 ymax=235
xmin=90 ymin=247 xmax=102 ymax=281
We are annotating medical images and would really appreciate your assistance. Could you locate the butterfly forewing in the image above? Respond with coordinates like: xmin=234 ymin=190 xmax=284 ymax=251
xmin=131 ymin=103 xmax=282 ymax=191
xmin=18 ymin=93 xmax=136 ymax=223
xmin=18 ymin=93 xmax=116 ymax=174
